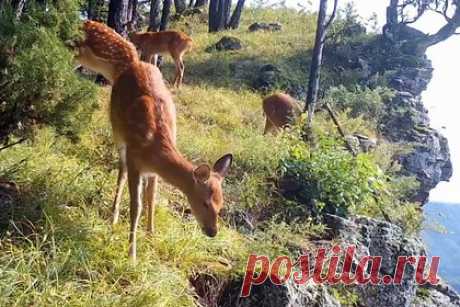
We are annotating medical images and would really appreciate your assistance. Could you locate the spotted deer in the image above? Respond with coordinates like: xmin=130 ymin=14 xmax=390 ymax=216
xmin=74 ymin=20 xmax=232 ymax=262
xmin=262 ymin=93 xmax=302 ymax=135
xmin=128 ymin=31 xmax=193 ymax=87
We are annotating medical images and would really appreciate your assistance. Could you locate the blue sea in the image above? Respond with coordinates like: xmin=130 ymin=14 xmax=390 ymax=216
xmin=422 ymin=202 xmax=460 ymax=291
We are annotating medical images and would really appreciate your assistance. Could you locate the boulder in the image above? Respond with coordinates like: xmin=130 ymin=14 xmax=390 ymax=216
xmin=248 ymin=22 xmax=282 ymax=32
xmin=207 ymin=36 xmax=243 ymax=52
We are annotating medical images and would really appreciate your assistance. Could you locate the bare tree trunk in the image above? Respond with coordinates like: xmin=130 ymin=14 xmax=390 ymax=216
xmin=228 ymin=0 xmax=245 ymax=29
xmin=11 ymin=0 xmax=26 ymax=19
xmin=304 ymin=0 xmax=329 ymax=143
xmin=160 ymin=0 xmax=172 ymax=31
xmin=208 ymin=0 xmax=219 ymax=32
xmin=174 ymin=0 xmax=186 ymax=14
xmin=108 ymin=0 xmax=130 ymax=36
xmin=209 ymin=0 xmax=231 ymax=32
xmin=127 ymin=0 xmax=139 ymax=30
xmin=304 ymin=0 xmax=338 ymax=145
xmin=223 ymin=0 xmax=231 ymax=27
xmin=149 ymin=0 xmax=162 ymax=31
xmin=194 ymin=0 xmax=207 ymax=8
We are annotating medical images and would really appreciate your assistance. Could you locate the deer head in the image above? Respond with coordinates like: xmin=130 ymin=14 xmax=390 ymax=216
xmin=187 ymin=154 xmax=233 ymax=237
xmin=72 ymin=20 xmax=139 ymax=83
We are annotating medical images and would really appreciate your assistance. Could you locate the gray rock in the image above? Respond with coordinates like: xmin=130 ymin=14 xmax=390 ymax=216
xmin=324 ymin=214 xmax=460 ymax=306
xmin=208 ymin=36 xmax=242 ymax=52
xmin=379 ymin=61 xmax=452 ymax=203
xmin=412 ymin=281 xmax=460 ymax=307
xmin=345 ymin=135 xmax=360 ymax=153
xmin=353 ymin=134 xmax=377 ymax=152
xmin=220 ymin=279 xmax=341 ymax=307
xmin=248 ymin=22 xmax=282 ymax=32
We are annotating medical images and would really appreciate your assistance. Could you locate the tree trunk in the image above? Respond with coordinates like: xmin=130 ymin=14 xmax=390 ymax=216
xmin=194 ymin=0 xmax=207 ymax=8
xmin=304 ymin=0 xmax=329 ymax=143
xmin=416 ymin=5 xmax=460 ymax=53
xmin=108 ymin=0 xmax=130 ymax=36
xmin=228 ymin=0 xmax=245 ymax=29
xmin=383 ymin=0 xmax=399 ymax=37
xmin=209 ymin=0 xmax=231 ymax=32
xmin=160 ymin=0 xmax=172 ymax=31
xmin=127 ymin=0 xmax=139 ymax=30
xmin=149 ymin=0 xmax=162 ymax=32
xmin=208 ymin=0 xmax=219 ymax=32
xmin=11 ymin=0 xmax=26 ymax=19
xmin=174 ymin=0 xmax=186 ymax=14
xmin=222 ymin=0 xmax=231 ymax=28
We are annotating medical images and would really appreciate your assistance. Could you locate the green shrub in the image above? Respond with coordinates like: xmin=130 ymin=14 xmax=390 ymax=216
xmin=326 ymin=85 xmax=394 ymax=122
xmin=0 ymin=1 xmax=97 ymax=142
xmin=279 ymin=136 xmax=387 ymax=217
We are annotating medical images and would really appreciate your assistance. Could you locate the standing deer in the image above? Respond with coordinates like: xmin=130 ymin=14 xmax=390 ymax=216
xmin=262 ymin=93 xmax=302 ymax=135
xmin=74 ymin=21 xmax=232 ymax=262
xmin=128 ymin=31 xmax=193 ymax=87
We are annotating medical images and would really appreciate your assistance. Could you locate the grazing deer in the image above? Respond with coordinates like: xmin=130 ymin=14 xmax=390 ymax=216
xmin=74 ymin=21 xmax=232 ymax=262
xmin=128 ymin=31 xmax=193 ymax=88
xmin=262 ymin=93 xmax=302 ymax=135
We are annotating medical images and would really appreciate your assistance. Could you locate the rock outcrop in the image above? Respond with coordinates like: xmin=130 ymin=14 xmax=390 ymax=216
xmin=216 ymin=215 xmax=460 ymax=307
xmin=380 ymin=61 xmax=452 ymax=203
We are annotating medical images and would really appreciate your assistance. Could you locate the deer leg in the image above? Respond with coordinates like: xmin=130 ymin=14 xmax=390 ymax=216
xmin=112 ymin=146 xmax=127 ymax=226
xmin=173 ymin=58 xmax=181 ymax=87
xmin=127 ymin=158 xmax=142 ymax=263
xmin=263 ymin=118 xmax=275 ymax=135
xmin=143 ymin=175 xmax=158 ymax=235
xmin=178 ymin=57 xmax=185 ymax=87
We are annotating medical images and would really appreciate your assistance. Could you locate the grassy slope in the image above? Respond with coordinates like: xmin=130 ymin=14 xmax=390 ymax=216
xmin=0 ymin=9 xmax=321 ymax=307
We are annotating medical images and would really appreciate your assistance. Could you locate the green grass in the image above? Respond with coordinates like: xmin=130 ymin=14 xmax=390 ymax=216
xmin=0 ymin=8 xmax=422 ymax=306
xmin=0 ymin=9 xmax=321 ymax=306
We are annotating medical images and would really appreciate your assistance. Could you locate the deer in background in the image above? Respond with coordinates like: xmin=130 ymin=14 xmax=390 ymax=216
xmin=74 ymin=21 xmax=232 ymax=262
xmin=128 ymin=31 xmax=193 ymax=88
xmin=262 ymin=93 xmax=302 ymax=135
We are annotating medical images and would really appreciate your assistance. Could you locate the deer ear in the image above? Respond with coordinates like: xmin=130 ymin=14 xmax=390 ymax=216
xmin=193 ymin=164 xmax=211 ymax=183
xmin=213 ymin=154 xmax=233 ymax=177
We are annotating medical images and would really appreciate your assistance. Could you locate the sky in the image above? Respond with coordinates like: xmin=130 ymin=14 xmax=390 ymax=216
xmin=266 ymin=0 xmax=460 ymax=203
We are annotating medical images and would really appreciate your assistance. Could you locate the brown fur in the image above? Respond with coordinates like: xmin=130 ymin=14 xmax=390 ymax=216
xmin=74 ymin=21 xmax=232 ymax=262
xmin=129 ymin=31 xmax=193 ymax=87
xmin=262 ymin=93 xmax=302 ymax=135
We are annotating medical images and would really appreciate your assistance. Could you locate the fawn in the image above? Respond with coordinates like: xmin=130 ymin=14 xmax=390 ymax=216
xmin=128 ymin=31 xmax=193 ymax=87
xmin=73 ymin=20 xmax=232 ymax=262
xmin=262 ymin=93 xmax=302 ymax=135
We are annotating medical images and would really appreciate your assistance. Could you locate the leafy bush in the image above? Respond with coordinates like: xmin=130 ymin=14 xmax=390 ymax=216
xmin=0 ymin=1 xmax=97 ymax=142
xmin=326 ymin=85 xmax=394 ymax=122
xmin=279 ymin=136 xmax=387 ymax=217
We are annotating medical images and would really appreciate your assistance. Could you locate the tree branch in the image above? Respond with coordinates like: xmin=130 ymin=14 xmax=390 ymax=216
xmin=324 ymin=0 xmax=338 ymax=31
xmin=0 ymin=138 xmax=27 ymax=152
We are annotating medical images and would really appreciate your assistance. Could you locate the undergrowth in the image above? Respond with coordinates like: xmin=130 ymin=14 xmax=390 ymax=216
xmin=0 ymin=6 xmax=423 ymax=307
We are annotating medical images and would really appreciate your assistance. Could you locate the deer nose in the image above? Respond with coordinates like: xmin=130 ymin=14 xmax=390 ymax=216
xmin=203 ymin=227 xmax=217 ymax=238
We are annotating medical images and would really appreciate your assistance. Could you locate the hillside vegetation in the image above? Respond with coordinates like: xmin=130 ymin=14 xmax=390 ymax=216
xmin=0 ymin=6 xmax=422 ymax=306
